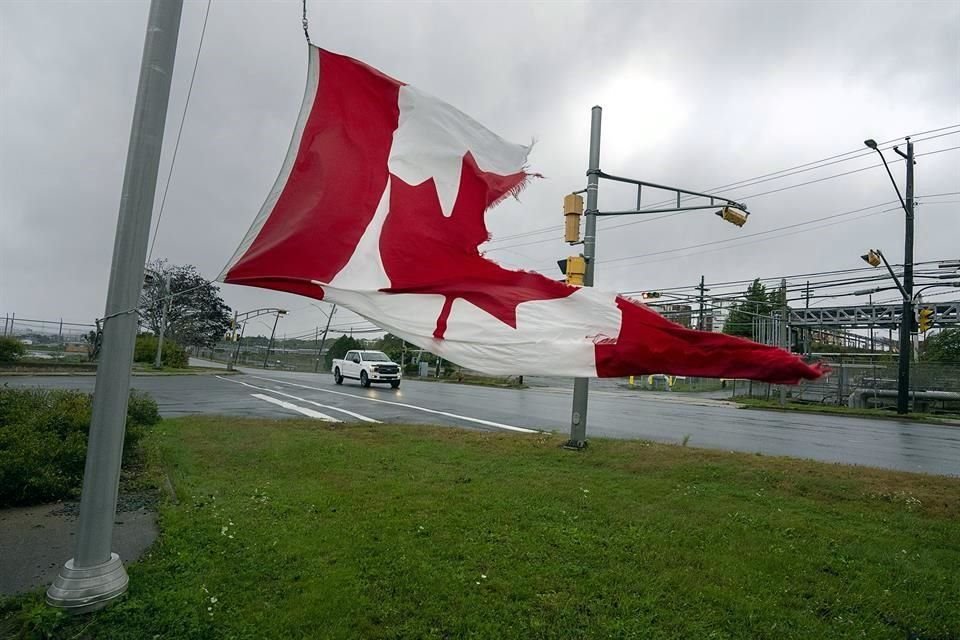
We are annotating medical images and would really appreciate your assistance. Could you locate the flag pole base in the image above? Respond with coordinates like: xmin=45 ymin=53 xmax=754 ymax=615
xmin=46 ymin=553 xmax=128 ymax=614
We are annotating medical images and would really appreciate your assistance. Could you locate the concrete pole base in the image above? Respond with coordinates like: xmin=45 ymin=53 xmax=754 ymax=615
xmin=46 ymin=553 xmax=128 ymax=614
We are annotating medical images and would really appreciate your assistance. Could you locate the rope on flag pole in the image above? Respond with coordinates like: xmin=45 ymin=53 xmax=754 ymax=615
xmin=302 ymin=0 xmax=311 ymax=44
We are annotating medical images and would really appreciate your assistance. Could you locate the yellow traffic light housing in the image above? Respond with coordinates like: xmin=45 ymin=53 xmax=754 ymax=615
xmin=564 ymin=193 xmax=584 ymax=243
xmin=917 ymin=307 xmax=934 ymax=333
xmin=862 ymin=250 xmax=882 ymax=267
xmin=715 ymin=206 xmax=748 ymax=227
xmin=564 ymin=255 xmax=586 ymax=286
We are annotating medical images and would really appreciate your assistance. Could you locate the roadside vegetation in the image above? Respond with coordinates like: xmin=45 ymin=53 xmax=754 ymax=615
xmin=133 ymin=334 xmax=188 ymax=369
xmin=0 ymin=387 xmax=160 ymax=506
xmin=0 ymin=337 xmax=27 ymax=364
xmin=3 ymin=417 xmax=957 ymax=639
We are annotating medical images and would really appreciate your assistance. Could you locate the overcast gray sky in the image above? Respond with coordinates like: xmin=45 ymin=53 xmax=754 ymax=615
xmin=2 ymin=0 xmax=958 ymax=340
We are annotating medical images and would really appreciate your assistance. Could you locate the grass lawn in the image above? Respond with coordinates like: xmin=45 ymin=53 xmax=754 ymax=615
xmin=736 ymin=397 xmax=960 ymax=425
xmin=3 ymin=418 xmax=958 ymax=639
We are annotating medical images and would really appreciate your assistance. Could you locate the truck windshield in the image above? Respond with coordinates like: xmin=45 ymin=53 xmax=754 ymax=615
xmin=361 ymin=352 xmax=391 ymax=362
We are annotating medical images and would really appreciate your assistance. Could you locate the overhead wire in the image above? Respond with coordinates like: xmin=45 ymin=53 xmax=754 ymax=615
xmin=484 ymin=124 xmax=960 ymax=249
xmin=147 ymin=0 xmax=213 ymax=263
xmin=619 ymin=259 xmax=950 ymax=296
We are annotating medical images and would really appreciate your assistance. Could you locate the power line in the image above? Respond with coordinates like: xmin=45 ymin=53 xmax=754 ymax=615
xmin=546 ymin=179 xmax=959 ymax=273
xmin=594 ymin=200 xmax=897 ymax=266
xmin=577 ymin=206 xmax=900 ymax=274
xmin=484 ymin=124 xmax=960 ymax=248
xmin=619 ymin=259 xmax=949 ymax=296
xmin=488 ymin=143 xmax=959 ymax=254
xmin=917 ymin=145 xmax=960 ymax=158
xmin=147 ymin=0 xmax=213 ymax=263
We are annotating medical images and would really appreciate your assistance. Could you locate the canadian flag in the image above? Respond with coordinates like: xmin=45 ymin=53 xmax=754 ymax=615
xmin=220 ymin=47 xmax=825 ymax=384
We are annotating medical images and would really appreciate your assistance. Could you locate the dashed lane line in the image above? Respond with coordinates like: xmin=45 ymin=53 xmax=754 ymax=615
xmin=216 ymin=376 xmax=381 ymax=423
xmin=248 ymin=375 xmax=539 ymax=434
xmin=250 ymin=393 xmax=340 ymax=421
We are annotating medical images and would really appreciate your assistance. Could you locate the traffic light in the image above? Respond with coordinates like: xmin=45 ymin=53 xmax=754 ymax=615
xmin=641 ymin=291 xmax=662 ymax=300
xmin=564 ymin=193 xmax=584 ymax=243
xmin=559 ymin=255 xmax=586 ymax=285
xmin=917 ymin=307 xmax=934 ymax=333
xmin=714 ymin=206 xmax=748 ymax=227
xmin=862 ymin=250 xmax=882 ymax=267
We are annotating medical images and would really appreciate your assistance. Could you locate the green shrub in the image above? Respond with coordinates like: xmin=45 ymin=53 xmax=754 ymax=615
xmin=134 ymin=333 xmax=188 ymax=368
xmin=0 ymin=336 xmax=26 ymax=363
xmin=0 ymin=387 xmax=161 ymax=507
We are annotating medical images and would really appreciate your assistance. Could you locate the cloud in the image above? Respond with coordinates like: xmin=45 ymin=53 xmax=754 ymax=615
xmin=1 ymin=0 xmax=957 ymax=339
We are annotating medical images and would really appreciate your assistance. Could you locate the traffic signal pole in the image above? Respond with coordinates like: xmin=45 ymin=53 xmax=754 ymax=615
xmin=566 ymin=106 xmax=602 ymax=449
xmin=564 ymin=106 xmax=750 ymax=449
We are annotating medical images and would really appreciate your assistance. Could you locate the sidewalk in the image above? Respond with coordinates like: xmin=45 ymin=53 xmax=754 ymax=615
xmin=0 ymin=494 xmax=158 ymax=596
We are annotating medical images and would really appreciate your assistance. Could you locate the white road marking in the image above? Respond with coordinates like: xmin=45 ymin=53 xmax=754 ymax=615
xmin=250 ymin=394 xmax=340 ymax=422
xmin=216 ymin=376 xmax=380 ymax=423
xmin=248 ymin=375 xmax=539 ymax=434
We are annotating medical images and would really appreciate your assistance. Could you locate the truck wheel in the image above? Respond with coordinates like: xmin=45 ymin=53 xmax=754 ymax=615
xmin=390 ymin=381 xmax=400 ymax=389
xmin=334 ymin=368 xmax=343 ymax=385
xmin=360 ymin=371 xmax=370 ymax=388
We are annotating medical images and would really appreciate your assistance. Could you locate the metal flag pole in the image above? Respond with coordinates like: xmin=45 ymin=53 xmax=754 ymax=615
xmin=48 ymin=0 xmax=183 ymax=612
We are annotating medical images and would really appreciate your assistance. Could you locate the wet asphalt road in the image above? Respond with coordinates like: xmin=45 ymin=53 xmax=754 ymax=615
xmin=3 ymin=369 xmax=958 ymax=476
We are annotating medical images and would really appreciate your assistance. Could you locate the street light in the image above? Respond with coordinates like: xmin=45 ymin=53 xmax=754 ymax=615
xmin=863 ymin=135 xmax=915 ymax=415
xmin=861 ymin=250 xmax=882 ymax=268
xmin=227 ymin=308 xmax=287 ymax=370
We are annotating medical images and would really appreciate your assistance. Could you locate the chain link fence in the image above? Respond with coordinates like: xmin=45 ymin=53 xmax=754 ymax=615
xmin=731 ymin=355 xmax=960 ymax=414
xmin=2 ymin=315 xmax=97 ymax=361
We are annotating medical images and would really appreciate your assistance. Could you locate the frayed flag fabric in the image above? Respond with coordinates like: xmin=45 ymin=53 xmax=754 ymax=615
xmin=219 ymin=47 xmax=826 ymax=384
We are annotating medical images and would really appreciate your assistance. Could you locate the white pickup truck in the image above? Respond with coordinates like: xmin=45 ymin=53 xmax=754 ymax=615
xmin=332 ymin=350 xmax=402 ymax=388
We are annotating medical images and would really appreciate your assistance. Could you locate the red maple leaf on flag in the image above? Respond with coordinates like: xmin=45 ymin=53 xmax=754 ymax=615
xmin=381 ymin=153 xmax=573 ymax=338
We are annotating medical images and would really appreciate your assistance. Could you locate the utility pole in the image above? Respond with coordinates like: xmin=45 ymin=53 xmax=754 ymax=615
xmin=314 ymin=304 xmax=336 ymax=373
xmin=696 ymin=275 xmax=708 ymax=331
xmin=864 ymin=137 xmax=915 ymax=414
xmin=48 ymin=0 xmax=183 ymax=612
xmin=263 ymin=311 xmax=282 ymax=369
xmin=153 ymin=272 xmax=171 ymax=369
xmin=898 ymin=138 xmax=915 ymax=414
xmin=779 ymin=278 xmax=788 ymax=406
xmin=567 ymin=106 xmax=602 ymax=450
